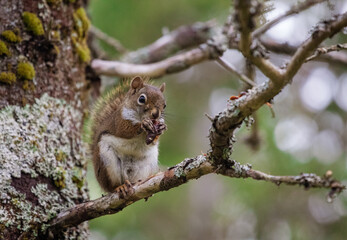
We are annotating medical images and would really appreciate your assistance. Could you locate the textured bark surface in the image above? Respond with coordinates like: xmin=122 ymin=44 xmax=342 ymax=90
xmin=0 ymin=0 xmax=92 ymax=239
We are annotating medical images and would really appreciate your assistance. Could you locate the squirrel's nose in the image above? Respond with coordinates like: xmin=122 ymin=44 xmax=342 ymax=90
xmin=151 ymin=109 xmax=159 ymax=119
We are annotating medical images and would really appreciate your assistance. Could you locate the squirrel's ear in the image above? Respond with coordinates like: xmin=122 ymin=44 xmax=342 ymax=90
xmin=159 ymin=82 xmax=165 ymax=93
xmin=130 ymin=76 xmax=144 ymax=90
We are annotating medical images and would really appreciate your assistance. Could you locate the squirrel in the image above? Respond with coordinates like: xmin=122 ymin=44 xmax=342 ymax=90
xmin=90 ymin=76 xmax=167 ymax=196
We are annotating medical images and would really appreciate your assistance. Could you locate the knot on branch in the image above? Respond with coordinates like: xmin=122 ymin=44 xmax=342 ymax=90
xmin=230 ymin=160 xmax=253 ymax=178
xmin=204 ymin=35 xmax=227 ymax=59
xmin=160 ymin=156 xmax=208 ymax=190
xmin=209 ymin=93 xmax=256 ymax=162
xmin=191 ymin=20 xmax=217 ymax=43
xmin=216 ymin=159 xmax=253 ymax=178
xmin=250 ymin=39 xmax=269 ymax=58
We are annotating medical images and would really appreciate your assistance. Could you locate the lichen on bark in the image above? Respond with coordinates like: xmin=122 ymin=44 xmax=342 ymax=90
xmin=0 ymin=94 xmax=89 ymax=239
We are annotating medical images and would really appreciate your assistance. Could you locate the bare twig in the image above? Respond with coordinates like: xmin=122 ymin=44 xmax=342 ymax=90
xmin=92 ymin=43 xmax=224 ymax=78
xmin=305 ymin=43 xmax=347 ymax=62
xmin=89 ymin=25 xmax=128 ymax=54
xmin=48 ymin=156 xmax=344 ymax=234
xmin=253 ymin=0 xmax=327 ymax=38
xmin=285 ymin=13 xmax=347 ymax=80
xmin=260 ymin=38 xmax=347 ymax=66
xmin=216 ymin=57 xmax=256 ymax=87
xmin=260 ymin=38 xmax=297 ymax=54
xmin=123 ymin=21 xmax=217 ymax=64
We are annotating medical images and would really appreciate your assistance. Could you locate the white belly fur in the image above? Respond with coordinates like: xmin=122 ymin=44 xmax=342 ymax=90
xmin=98 ymin=134 xmax=159 ymax=186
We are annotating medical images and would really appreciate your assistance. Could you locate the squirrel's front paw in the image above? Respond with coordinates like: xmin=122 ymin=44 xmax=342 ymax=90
xmin=156 ymin=122 xmax=167 ymax=135
xmin=141 ymin=119 xmax=156 ymax=133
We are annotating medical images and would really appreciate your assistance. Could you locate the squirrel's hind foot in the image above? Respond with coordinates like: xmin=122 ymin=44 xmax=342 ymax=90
xmin=114 ymin=180 xmax=134 ymax=199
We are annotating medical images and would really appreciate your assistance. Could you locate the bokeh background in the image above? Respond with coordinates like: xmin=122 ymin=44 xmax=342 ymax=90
xmin=85 ymin=0 xmax=347 ymax=239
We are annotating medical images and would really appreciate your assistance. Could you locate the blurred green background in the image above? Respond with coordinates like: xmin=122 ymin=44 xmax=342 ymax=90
xmin=86 ymin=0 xmax=347 ymax=239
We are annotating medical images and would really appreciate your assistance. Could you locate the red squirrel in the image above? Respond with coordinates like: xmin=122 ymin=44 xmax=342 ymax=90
xmin=90 ymin=76 xmax=167 ymax=196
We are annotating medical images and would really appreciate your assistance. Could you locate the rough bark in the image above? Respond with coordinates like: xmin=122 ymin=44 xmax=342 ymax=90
xmin=0 ymin=0 xmax=92 ymax=239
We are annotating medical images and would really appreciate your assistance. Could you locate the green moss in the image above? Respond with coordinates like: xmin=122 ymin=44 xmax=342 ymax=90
xmin=22 ymin=79 xmax=35 ymax=91
xmin=72 ymin=167 xmax=84 ymax=189
xmin=54 ymin=167 xmax=66 ymax=189
xmin=22 ymin=12 xmax=45 ymax=36
xmin=17 ymin=62 xmax=35 ymax=80
xmin=1 ymin=30 xmax=22 ymax=43
xmin=0 ymin=72 xmax=16 ymax=84
xmin=55 ymin=150 xmax=66 ymax=162
xmin=74 ymin=41 xmax=91 ymax=63
xmin=0 ymin=40 xmax=10 ymax=56
xmin=73 ymin=7 xmax=90 ymax=38
xmin=71 ymin=8 xmax=91 ymax=63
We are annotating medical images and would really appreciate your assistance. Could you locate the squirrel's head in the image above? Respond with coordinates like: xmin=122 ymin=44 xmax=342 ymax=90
xmin=125 ymin=76 xmax=166 ymax=121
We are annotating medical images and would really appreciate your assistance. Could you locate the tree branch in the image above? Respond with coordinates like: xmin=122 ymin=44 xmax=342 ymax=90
xmin=216 ymin=57 xmax=256 ymax=87
xmin=91 ymin=42 xmax=225 ymax=78
xmin=89 ymin=25 xmax=128 ymax=54
xmin=123 ymin=20 xmax=217 ymax=64
xmin=305 ymin=43 xmax=347 ymax=62
xmin=47 ymin=156 xmax=345 ymax=234
xmin=260 ymin=38 xmax=347 ymax=66
xmin=252 ymin=0 xmax=327 ymax=38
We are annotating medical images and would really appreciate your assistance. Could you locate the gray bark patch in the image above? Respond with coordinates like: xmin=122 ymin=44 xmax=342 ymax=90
xmin=0 ymin=94 xmax=89 ymax=237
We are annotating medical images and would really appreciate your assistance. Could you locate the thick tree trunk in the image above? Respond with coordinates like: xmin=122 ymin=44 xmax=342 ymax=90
xmin=0 ymin=0 xmax=93 ymax=239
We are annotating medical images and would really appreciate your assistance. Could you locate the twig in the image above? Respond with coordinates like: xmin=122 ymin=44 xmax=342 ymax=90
xmin=260 ymin=38 xmax=347 ymax=66
xmin=47 ymin=156 xmax=345 ymax=234
xmin=253 ymin=0 xmax=327 ymax=38
xmin=89 ymin=25 xmax=128 ymax=54
xmin=216 ymin=57 xmax=256 ymax=87
xmin=123 ymin=20 xmax=217 ymax=64
xmin=305 ymin=43 xmax=347 ymax=62
xmin=285 ymin=13 xmax=347 ymax=80
xmin=92 ymin=43 xmax=224 ymax=78
xmin=260 ymin=38 xmax=297 ymax=54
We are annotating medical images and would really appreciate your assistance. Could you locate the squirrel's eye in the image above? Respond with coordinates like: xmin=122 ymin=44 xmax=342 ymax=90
xmin=164 ymin=104 xmax=167 ymax=109
xmin=138 ymin=94 xmax=147 ymax=105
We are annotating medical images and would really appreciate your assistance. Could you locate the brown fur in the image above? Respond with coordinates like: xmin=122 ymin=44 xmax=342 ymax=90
xmin=90 ymin=76 xmax=166 ymax=192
